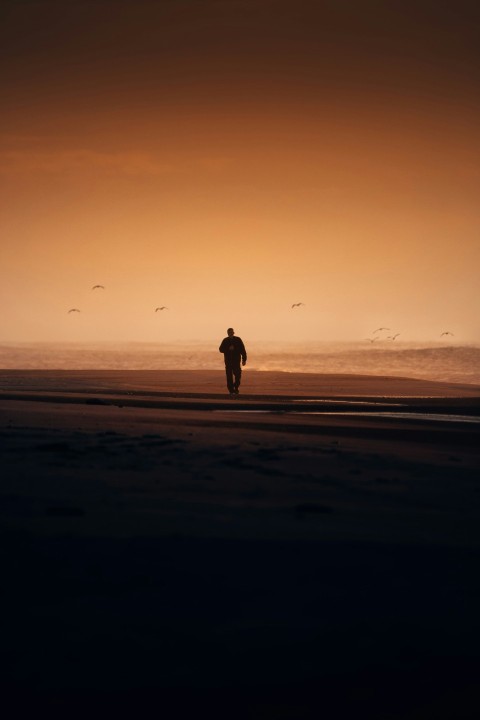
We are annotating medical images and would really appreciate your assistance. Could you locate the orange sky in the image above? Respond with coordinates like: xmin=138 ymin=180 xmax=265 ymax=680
xmin=1 ymin=0 xmax=479 ymax=343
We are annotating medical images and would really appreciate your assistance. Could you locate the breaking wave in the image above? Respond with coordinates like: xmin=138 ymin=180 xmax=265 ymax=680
xmin=0 ymin=341 xmax=479 ymax=385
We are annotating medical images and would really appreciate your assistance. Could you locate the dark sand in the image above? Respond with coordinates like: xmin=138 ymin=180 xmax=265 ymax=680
xmin=1 ymin=370 xmax=480 ymax=718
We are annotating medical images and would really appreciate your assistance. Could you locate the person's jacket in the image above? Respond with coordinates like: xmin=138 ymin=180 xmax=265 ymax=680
xmin=219 ymin=336 xmax=247 ymax=364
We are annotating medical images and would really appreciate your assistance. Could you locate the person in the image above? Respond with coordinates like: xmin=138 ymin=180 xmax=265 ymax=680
xmin=219 ymin=328 xmax=247 ymax=396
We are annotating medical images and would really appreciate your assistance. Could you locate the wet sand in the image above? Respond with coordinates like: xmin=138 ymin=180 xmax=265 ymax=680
xmin=1 ymin=370 xmax=480 ymax=718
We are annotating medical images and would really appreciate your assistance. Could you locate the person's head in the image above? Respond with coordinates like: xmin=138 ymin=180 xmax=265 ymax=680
xmin=227 ymin=328 xmax=235 ymax=337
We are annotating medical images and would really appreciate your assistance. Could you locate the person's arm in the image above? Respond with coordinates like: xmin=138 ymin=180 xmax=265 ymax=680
xmin=240 ymin=340 xmax=247 ymax=365
xmin=219 ymin=339 xmax=226 ymax=353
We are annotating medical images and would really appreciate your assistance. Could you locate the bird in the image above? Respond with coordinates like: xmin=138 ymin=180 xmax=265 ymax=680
xmin=68 ymin=308 xmax=81 ymax=313
xmin=440 ymin=331 xmax=454 ymax=336
xmin=366 ymin=337 xmax=379 ymax=343
xmin=92 ymin=284 xmax=105 ymax=290
xmin=373 ymin=327 xmax=390 ymax=333
xmin=155 ymin=306 xmax=168 ymax=312
xmin=387 ymin=333 xmax=400 ymax=340
xmin=291 ymin=302 xmax=305 ymax=309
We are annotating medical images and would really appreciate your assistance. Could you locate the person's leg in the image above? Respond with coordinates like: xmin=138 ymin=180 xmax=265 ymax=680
xmin=233 ymin=363 xmax=242 ymax=391
xmin=225 ymin=364 xmax=235 ymax=393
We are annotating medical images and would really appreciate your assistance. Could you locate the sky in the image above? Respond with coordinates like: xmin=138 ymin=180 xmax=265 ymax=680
xmin=1 ymin=0 xmax=479 ymax=343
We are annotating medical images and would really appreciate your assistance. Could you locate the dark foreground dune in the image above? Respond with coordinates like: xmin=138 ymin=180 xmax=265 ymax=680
xmin=1 ymin=370 xmax=480 ymax=718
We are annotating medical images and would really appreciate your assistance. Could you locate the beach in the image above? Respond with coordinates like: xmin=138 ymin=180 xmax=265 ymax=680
xmin=2 ymin=369 xmax=480 ymax=718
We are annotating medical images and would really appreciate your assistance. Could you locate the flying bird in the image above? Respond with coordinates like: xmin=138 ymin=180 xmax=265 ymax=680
xmin=92 ymin=284 xmax=105 ymax=290
xmin=366 ymin=337 xmax=379 ymax=343
xmin=155 ymin=306 xmax=168 ymax=311
xmin=387 ymin=333 xmax=400 ymax=340
xmin=373 ymin=327 xmax=390 ymax=333
xmin=440 ymin=331 xmax=454 ymax=336
xmin=291 ymin=302 xmax=305 ymax=309
xmin=68 ymin=308 xmax=81 ymax=313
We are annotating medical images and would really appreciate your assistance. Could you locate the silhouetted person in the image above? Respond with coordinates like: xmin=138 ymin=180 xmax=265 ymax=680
xmin=219 ymin=328 xmax=247 ymax=396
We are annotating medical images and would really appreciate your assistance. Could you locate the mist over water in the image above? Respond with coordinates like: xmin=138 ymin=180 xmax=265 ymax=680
xmin=1 ymin=341 xmax=479 ymax=385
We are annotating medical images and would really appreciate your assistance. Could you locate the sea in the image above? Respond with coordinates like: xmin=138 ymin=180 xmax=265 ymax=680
xmin=0 ymin=341 xmax=479 ymax=385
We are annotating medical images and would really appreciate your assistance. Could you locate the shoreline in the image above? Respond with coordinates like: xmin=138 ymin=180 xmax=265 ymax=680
xmin=2 ymin=368 xmax=480 ymax=397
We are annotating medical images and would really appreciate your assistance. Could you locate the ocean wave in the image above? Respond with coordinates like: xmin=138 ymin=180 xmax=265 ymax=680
xmin=0 ymin=342 xmax=479 ymax=385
